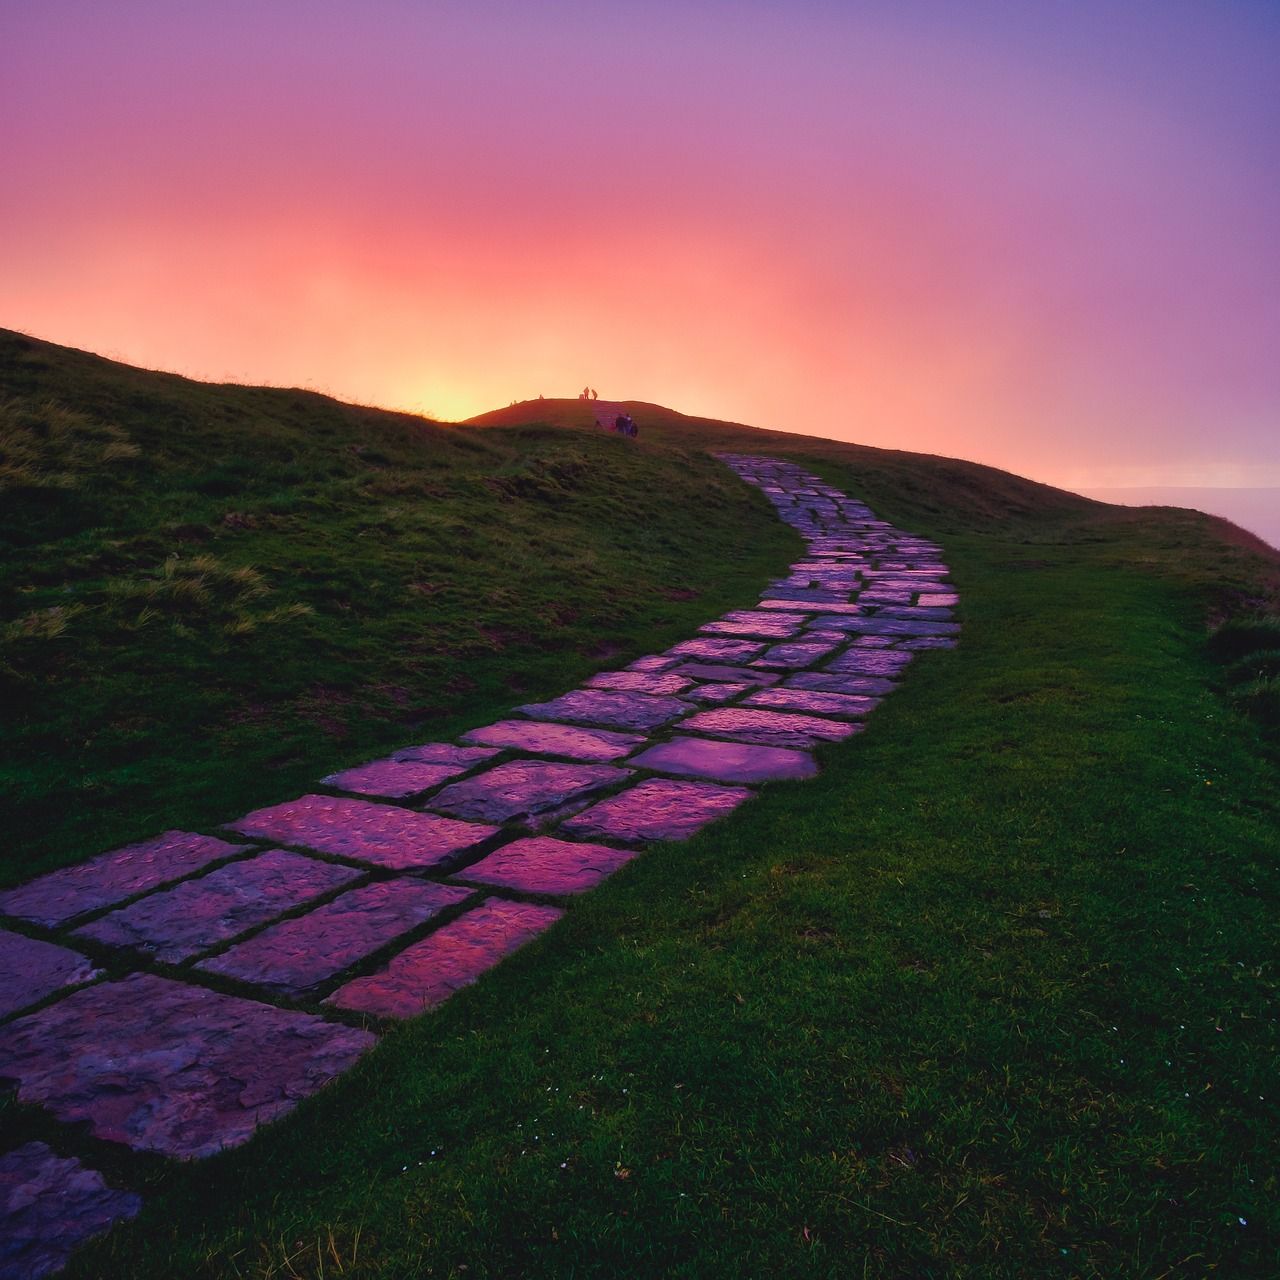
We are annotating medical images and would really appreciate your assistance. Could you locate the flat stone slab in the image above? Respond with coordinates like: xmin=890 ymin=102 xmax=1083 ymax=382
xmin=671 ymin=663 xmax=780 ymax=686
xmin=517 ymin=689 xmax=689 ymax=732
xmin=560 ymin=778 xmax=752 ymax=845
xmin=849 ymin=634 xmax=899 ymax=647
xmin=228 ymin=794 xmax=495 ymax=871
xmin=681 ymin=707 xmax=860 ymax=749
xmin=750 ymin=638 xmax=844 ymax=669
xmin=899 ymin=636 xmax=959 ymax=650
xmin=826 ymin=649 xmax=914 ymax=676
xmin=759 ymin=598 xmax=862 ymax=613
xmin=856 ymin=590 xmax=913 ymax=604
xmin=681 ymin=680 xmax=756 ymax=704
xmin=880 ymin=605 xmax=954 ymax=620
xmin=700 ymin=611 xmax=806 ymax=639
xmin=785 ymin=671 xmax=898 ymax=695
xmin=626 ymin=655 xmax=679 ymax=671
xmin=390 ymin=742 xmax=501 ymax=767
xmin=458 ymin=836 xmax=637 ymax=895
xmin=744 ymin=688 xmax=879 ymax=719
xmin=0 ymin=831 xmax=251 ymax=928
xmin=462 ymin=718 xmax=644 ymax=761
xmin=321 ymin=757 xmax=477 ymax=799
xmin=918 ymin=593 xmax=959 ymax=607
xmin=665 ymin=637 xmax=765 ymax=662
xmin=198 ymin=879 xmax=473 ymax=995
xmin=815 ymin=615 xmax=960 ymax=637
xmin=584 ymin=670 xmax=693 ymax=695
xmin=0 ymin=1142 xmax=141 ymax=1280
xmin=0 ymin=931 xmax=101 ymax=1020
xmin=428 ymin=759 xmax=629 ymax=824
xmin=0 ymin=973 xmax=376 ymax=1159
xmin=326 ymin=898 xmax=563 ymax=1019
xmin=629 ymin=736 xmax=817 ymax=784
xmin=74 ymin=849 xmax=361 ymax=964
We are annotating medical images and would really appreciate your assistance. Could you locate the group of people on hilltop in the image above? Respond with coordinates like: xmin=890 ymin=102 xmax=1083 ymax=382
xmin=579 ymin=386 xmax=599 ymax=400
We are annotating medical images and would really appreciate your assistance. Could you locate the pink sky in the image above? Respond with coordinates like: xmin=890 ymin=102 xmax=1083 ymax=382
xmin=2 ymin=0 xmax=1277 ymax=488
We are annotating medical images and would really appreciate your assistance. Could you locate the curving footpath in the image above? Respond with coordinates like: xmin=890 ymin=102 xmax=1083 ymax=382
xmin=0 ymin=455 xmax=958 ymax=1276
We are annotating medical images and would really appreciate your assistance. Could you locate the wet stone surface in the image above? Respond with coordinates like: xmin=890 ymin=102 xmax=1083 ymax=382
xmin=682 ymin=707 xmax=860 ymax=749
xmin=826 ymin=649 xmax=914 ymax=676
xmin=462 ymin=718 xmax=645 ymax=761
xmin=517 ymin=689 xmax=690 ymax=732
xmin=680 ymin=681 xmax=756 ymax=704
xmin=0 ymin=1141 xmax=141 ymax=1280
xmin=815 ymin=615 xmax=960 ymax=637
xmin=750 ymin=638 xmax=844 ymax=669
xmin=228 ymin=794 xmax=495 ymax=871
xmin=584 ymin=670 xmax=693 ymax=696
xmin=0 ymin=973 xmax=376 ymax=1159
xmin=428 ymin=759 xmax=629 ymax=824
xmin=74 ymin=849 xmax=361 ymax=964
xmin=198 ymin=879 xmax=474 ymax=995
xmin=458 ymin=836 xmax=637 ymax=895
xmin=321 ymin=757 xmax=476 ymax=799
xmin=390 ymin=742 xmax=501 ymax=768
xmin=671 ymin=663 xmax=780 ymax=686
xmin=560 ymin=777 xmax=752 ymax=845
xmin=0 ymin=931 xmax=101 ymax=1021
xmin=666 ymin=636 xmax=765 ymax=662
xmin=744 ymin=687 xmax=879 ymax=719
xmin=630 ymin=735 xmax=817 ymax=785
xmin=326 ymin=898 xmax=563 ymax=1019
xmin=0 ymin=831 xmax=251 ymax=928
xmin=700 ymin=611 xmax=807 ymax=639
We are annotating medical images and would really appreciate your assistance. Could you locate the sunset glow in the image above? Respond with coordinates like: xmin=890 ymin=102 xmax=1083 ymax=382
xmin=2 ymin=0 xmax=1277 ymax=488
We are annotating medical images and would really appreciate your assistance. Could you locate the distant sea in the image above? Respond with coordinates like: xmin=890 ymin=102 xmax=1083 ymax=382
xmin=1080 ymin=487 xmax=1280 ymax=552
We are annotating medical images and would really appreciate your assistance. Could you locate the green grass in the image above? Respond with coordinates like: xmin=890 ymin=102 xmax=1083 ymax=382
xmin=3 ymin=341 xmax=1279 ymax=1277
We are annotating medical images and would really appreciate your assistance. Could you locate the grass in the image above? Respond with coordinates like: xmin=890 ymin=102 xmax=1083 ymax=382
xmin=2 ymin=346 xmax=1279 ymax=1276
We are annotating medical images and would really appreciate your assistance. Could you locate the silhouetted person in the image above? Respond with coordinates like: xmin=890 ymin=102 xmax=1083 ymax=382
xmin=591 ymin=387 xmax=598 ymax=400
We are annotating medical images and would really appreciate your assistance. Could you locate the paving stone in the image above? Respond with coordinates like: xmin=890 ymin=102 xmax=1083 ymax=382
xmin=0 ymin=932 xmax=100 ymax=1021
xmin=759 ymin=587 xmax=851 ymax=603
xmin=325 ymin=899 xmax=563 ymax=1019
xmin=0 ymin=1141 xmax=141 ymax=1280
xmin=671 ymin=662 xmax=780 ymax=686
xmin=389 ymin=742 xmax=501 ymax=768
xmin=626 ymin=655 xmax=679 ymax=672
xmin=680 ymin=681 xmax=755 ymax=704
xmin=681 ymin=707 xmax=861 ymax=749
xmin=0 ymin=973 xmax=376 ymax=1160
xmin=665 ymin=636 xmax=765 ymax=662
xmin=849 ymin=634 xmax=899 ymax=647
xmin=918 ymin=593 xmax=959 ymax=607
xmin=810 ymin=615 xmax=960 ymax=637
xmin=74 ymin=850 xmax=361 ymax=964
xmin=228 ymin=794 xmax=496 ymax=871
xmin=898 ymin=636 xmax=959 ymax=650
xmin=759 ymin=598 xmax=861 ymax=613
xmin=583 ymin=670 xmax=694 ymax=695
xmin=744 ymin=688 xmax=879 ymax=719
xmin=856 ymin=589 xmax=913 ymax=604
xmin=825 ymin=649 xmax=914 ymax=676
xmin=428 ymin=759 xmax=629 ymax=824
xmin=749 ymin=638 xmax=844 ymax=669
xmin=785 ymin=671 xmax=898 ymax=695
xmin=518 ymin=688 xmax=690 ymax=732
xmin=0 ymin=832 xmax=251 ymax=928
xmin=878 ymin=605 xmax=955 ymax=620
xmin=700 ymin=612 xmax=806 ymax=639
xmin=198 ymin=879 xmax=474 ymax=995
xmin=461 ymin=718 xmax=645 ymax=761
xmin=561 ymin=777 xmax=753 ymax=844
xmin=321 ymin=757 xmax=475 ymax=799
xmin=629 ymin=736 xmax=817 ymax=784
xmin=458 ymin=836 xmax=637 ymax=895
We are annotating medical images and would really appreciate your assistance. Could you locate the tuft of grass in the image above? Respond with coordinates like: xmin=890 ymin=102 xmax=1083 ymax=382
xmin=0 ymin=396 xmax=139 ymax=492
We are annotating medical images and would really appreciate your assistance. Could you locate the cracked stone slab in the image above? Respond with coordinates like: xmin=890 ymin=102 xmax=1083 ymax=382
xmin=785 ymin=671 xmax=898 ymax=695
xmin=517 ymin=689 xmax=689 ymax=732
xmin=0 ymin=1141 xmax=141 ymax=1280
xmin=0 ymin=973 xmax=376 ymax=1160
xmin=461 ymin=718 xmax=645 ymax=762
xmin=73 ymin=849 xmax=361 ymax=964
xmin=227 ymin=794 xmax=496 ymax=871
xmin=665 ymin=636 xmax=765 ymax=662
xmin=198 ymin=879 xmax=473 ymax=995
xmin=0 ymin=832 xmax=251 ymax=928
xmin=681 ymin=707 xmax=861 ymax=749
xmin=584 ymin=670 xmax=693 ymax=695
xmin=428 ymin=759 xmax=629 ymax=824
xmin=744 ymin=688 xmax=879 ymax=719
xmin=389 ymin=742 xmax=501 ymax=768
xmin=560 ymin=778 xmax=752 ymax=845
xmin=321 ymin=756 xmax=478 ymax=799
xmin=458 ymin=836 xmax=637 ymax=895
xmin=749 ymin=638 xmax=844 ymax=669
xmin=629 ymin=736 xmax=817 ymax=785
xmin=826 ymin=649 xmax=914 ymax=676
xmin=0 ymin=931 xmax=101 ymax=1021
xmin=325 ymin=899 xmax=563 ymax=1019
xmin=671 ymin=663 xmax=780 ymax=686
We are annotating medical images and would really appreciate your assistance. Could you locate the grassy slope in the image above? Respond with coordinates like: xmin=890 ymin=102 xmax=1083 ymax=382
xmin=2 ymin=359 xmax=1279 ymax=1276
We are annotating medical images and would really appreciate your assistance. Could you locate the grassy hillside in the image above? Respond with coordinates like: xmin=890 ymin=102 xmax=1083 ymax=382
xmin=3 ymin=339 xmax=1280 ymax=1277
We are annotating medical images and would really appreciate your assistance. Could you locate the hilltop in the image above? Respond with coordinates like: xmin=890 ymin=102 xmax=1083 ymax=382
xmin=2 ymin=329 xmax=1279 ymax=1277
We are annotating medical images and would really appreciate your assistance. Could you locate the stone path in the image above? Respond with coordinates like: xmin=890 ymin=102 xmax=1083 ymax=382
xmin=0 ymin=455 xmax=957 ymax=1275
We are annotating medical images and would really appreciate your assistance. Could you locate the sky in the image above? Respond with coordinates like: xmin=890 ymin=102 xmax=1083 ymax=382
xmin=2 ymin=0 xmax=1277 ymax=490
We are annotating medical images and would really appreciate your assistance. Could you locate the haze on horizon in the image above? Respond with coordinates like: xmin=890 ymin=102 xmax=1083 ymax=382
xmin=2 ymin=0 xmax=1277 ymax=492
